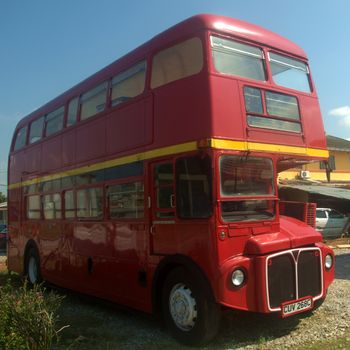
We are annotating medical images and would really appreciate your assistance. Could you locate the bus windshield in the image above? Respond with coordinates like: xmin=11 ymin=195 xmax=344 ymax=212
xmin=269 ymin=52 xmax=311 ymax=93
xmin=219 ymin=156 xmax=275 ymax=222
xmin=211 ymin=35 xmax=311 ymax=94
xmin=211 ymin=36 xmax=265 ymax=81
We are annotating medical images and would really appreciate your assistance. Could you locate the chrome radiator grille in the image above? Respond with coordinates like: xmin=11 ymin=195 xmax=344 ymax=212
xmin=267 ymin=248 xmax=322 ymax=310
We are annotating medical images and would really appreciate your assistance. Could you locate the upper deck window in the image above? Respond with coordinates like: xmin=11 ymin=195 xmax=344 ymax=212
xmin=45 ymin=106 xmax=64 ymax=136
xmin=211 ymin=36 xmax=265 ymax=81
xmin=111 ymin=61 xmax=146 ymax=106
xmin=29 ymin=116 xmax=44 ymax=144
xmin=13 ymin=126 xmax=27 ymax=151
xmin=80 ymin=82 xmax=108 ymax=120
xmin=269 ymin=53 xmax=311 ymax=93
xmin=151 ymin=37 xmax=203 ymax=89
xmin=67 ymin=97 xmax=78 ymax=127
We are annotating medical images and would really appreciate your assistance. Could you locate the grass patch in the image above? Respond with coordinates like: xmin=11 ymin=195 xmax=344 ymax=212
xmin=0 ymin=272 xmax=67 ymax=350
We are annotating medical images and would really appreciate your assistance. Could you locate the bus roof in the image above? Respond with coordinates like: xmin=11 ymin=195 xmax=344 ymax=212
xmin=157 ymin=14 xmax=307 ymax=58
xmin=15 ymin=14 xmax=307 ymax=130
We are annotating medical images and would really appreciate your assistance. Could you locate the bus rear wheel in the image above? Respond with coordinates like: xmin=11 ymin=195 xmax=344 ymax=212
xmin=162 ymin=267 xmax=221 ymax=346
xmin=25 ymin=247 xmax=42 ymax=286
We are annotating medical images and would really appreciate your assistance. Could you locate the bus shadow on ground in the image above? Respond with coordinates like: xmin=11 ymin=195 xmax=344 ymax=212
xmin=210 ymin=310 xmax=305 ymax=349
xmin=56 ymin=287 xmax=307 ymax=350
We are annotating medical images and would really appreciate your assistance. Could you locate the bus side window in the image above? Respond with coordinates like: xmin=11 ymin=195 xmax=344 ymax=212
xmin=80 ymin=82 xmax=108 ymax=120
xmin=154 ymin=163 xmax=175 ymax=219
xmin=176 ymin=155 xmax=212 ymax=219
xmin=151 ymin=37 xmax=203 ymax=89
xmin=27 ymin=195 xmax=41 ymax=219
xmin=43 ymin=193 xmax=62 ymax=219
xmin=13 ymin=126 xmax=27 ymax=151
xmin=45 ymin=106 xmax=64 ymax=137
xmin=111 ymin=61 xmax=146 ymax=107
xmin=67 ymin=97 xmax=78 ymax=127
xmin=64 ymin=190 xmax=75 ymax=219
xmin=108 ymin=181 xmax=144 ymax=219
xmin=29 ymin=116 xmax=44 ymax=144
xmin=77 ymin=187 xmax=103 ymax=219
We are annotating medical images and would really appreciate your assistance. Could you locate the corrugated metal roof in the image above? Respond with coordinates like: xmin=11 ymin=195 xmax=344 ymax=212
xmin=327 ymin=135 xmax=350 ymax=151
xmin=280 ymin=184 xmax=350 ymax=200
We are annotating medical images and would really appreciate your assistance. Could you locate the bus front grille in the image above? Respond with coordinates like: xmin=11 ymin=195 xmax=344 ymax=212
xmin=267 ymin=248 xmax=322 ymax=310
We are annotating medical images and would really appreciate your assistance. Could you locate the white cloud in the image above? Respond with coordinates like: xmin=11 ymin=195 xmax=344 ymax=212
xmin=329 ymin=106 xmax=350 ymax=127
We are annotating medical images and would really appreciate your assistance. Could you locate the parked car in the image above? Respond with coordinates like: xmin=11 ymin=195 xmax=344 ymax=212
xmin=0 ymin=224 xmax=7 ymax=250
xmin=315 ymin=208 xmax=349 ymax=238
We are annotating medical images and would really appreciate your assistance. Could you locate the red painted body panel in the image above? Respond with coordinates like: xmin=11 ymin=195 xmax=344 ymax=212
xmin=7 ymin=14 xmax=333 ymax=318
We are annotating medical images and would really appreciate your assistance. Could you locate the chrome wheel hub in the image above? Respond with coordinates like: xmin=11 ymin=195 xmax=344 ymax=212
xmin=169 ymin=283 xmax=197 ymax=331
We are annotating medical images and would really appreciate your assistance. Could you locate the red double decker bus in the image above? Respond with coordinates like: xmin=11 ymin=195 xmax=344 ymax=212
xmin=8 ymin=14 xmax=334 ymax=345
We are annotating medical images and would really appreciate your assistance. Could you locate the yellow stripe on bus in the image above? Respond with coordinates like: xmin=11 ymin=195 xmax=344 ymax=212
xmin=8 ymin=141 xmax=198 ymax=190
xmin=210 ymin=138 xmax=329 ymax=158
xmin=8 ymin=138 xmax=328 ymax=190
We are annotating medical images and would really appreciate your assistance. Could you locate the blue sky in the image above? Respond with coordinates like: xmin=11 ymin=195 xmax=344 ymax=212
xmin=1 ymin=0 xmax=350 ymax=193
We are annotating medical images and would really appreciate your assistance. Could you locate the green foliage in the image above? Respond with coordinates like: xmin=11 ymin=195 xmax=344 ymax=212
xmin=0 ymin=278 xmax=67 ymax=350
xmin=0 ymin=192 xmax=6 ymax=203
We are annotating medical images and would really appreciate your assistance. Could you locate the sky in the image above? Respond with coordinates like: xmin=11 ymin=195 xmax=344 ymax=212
xmin=1 ymin=0 xmax=350 ymax=193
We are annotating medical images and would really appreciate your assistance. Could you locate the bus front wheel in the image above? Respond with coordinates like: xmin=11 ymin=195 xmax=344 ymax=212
xmin=25 ymin=247 xmax=42 ymax=286
xmin=162 ymin=267 xmax=221 ymax=346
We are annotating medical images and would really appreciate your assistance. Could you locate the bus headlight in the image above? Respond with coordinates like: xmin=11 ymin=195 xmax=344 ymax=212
xmin=231 ymin=269 xmax=245 ymax=287
xmin=325 ymin=254 xmax=333 ymax=270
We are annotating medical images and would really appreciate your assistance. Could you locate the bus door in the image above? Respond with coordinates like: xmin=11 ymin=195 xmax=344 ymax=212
xmin=150 ymin=161 xmax=176 ymax=255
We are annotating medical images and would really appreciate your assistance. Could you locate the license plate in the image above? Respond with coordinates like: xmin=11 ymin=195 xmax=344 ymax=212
xmin=281 ymin=297 xmax=313 ymax=317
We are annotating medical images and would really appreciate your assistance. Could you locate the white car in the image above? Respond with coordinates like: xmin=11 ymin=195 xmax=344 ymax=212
xmin=315 ymin=208 xmax=349 ymax=238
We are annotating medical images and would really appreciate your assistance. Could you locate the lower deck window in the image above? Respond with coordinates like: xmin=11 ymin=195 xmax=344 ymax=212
xmin=27 ymin=195 xmax=41 ymax=219
xmin=176 ymin=155 xmax=212 ymax=218
xmin=77 ymin=187 xmax=103 ymax=219
xmin=43 ymin=193 xmax=62 ymax=219
xmin=108 ymin=181 xmax=144 ymax=219
xmin=64 ymin=190 xmax=75 ymax=218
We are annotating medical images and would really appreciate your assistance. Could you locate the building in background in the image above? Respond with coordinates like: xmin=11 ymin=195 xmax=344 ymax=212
xmin=279 ymin=135 xmax=350 ymax=183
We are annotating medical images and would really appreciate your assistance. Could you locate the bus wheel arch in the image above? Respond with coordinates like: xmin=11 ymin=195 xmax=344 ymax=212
xmin=23 ymin=240 xmax=42 ymax=285
xmin=152 ymin=255 xmax=221 ymax=345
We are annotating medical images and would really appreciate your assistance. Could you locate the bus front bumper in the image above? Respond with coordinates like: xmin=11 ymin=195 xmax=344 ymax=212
xmin=217 ymin=243 xmax=334 ymax=315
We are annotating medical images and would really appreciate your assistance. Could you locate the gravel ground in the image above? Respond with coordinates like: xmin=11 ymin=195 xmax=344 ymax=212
xmin=233 ymin=249 xmax=350 ymax=350
xmin=55 ymin=248 xmax=350 ymax=350
xmin=1 ymin=248 xmax=348 ymax=349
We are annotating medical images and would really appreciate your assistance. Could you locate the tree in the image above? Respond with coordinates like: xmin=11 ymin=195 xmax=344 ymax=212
xmin=0 ymin=192 xmax=6 ymax=203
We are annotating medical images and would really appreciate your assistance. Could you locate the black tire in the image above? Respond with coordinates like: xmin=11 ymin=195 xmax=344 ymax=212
xmin=25 ymin=247 xmax=42 ymax=286
xmin=162 ymin=267 xmax=221 ymax=346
